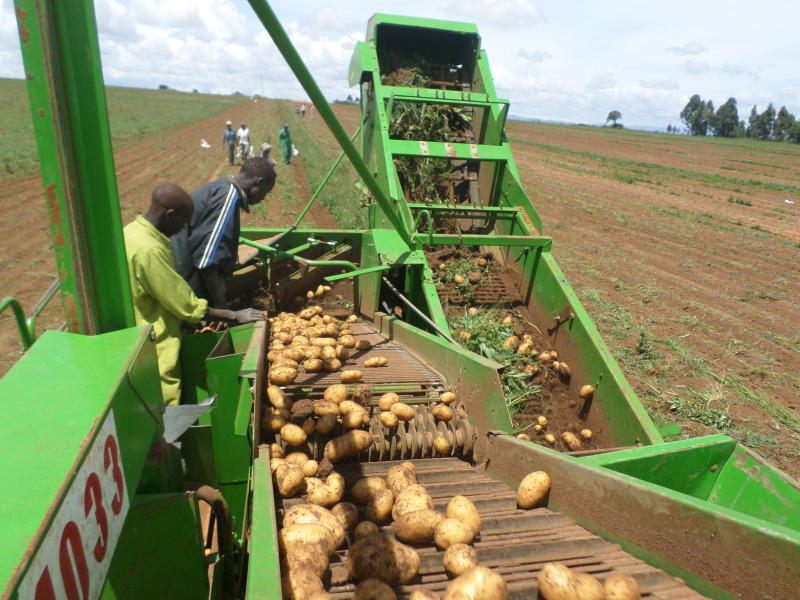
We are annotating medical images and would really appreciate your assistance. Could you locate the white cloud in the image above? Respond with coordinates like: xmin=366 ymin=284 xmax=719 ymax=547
xmin=667 ymin=41 xmax=707 ymax=56
xmin=586 ymin=73 xmax=617 ymax=90
xmin=518 ymin=48 xmax=551 ymax=63
xmin=446 ymin=0 xmax=544 ymax=28
xmin=680 ymin=60 xmax=710 ymax=75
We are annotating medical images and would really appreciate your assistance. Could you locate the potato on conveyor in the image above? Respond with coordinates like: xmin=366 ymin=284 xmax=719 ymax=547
xmin=378 ymin=392 xmax=400 ymax=411
xmin=306 ymin=473 xmax=345 ymax=507
xmin=443 ymin=566 xmax=508 ymax=600
xmin=274 ymin=463 xmax=305 ymax=497
xmin=392 ymin=484 xmax=433 ymax=520
xmin=323 ymin=430 xmax=373 ymax=462
xmin=269 ymin=366 xmax=298 ymax=385
xmin=279 ymin=522 xmax=337 ymax=556
xmin=517 ymin=471 xmax=551 ymax=509
xmin=443 ymin=543 xmax=478 ymax=577
xmin=340 ymin=369 xmax=363 ymax=383
xmin=432 ymin=405 xmax=454 ymax=422
xmin=446 ymin=495 xmax=480 ymax=537
xmin=354 ymin=521 xmax=379 ymax=539
xmin=353 ymin=579 xmax=397 ymax=600
xmin=390 ymin=402 xmax=415 ymax=421
xmin=283 ymin=503 xmax=346 ymax=550
xmin=386 ymin=464 xmax=418 ymax=498
xmin=365 ymin=487 xmax=394 ymax=523
xmin=323 ymin=383 xmax=348 ymax=403
xmin=331 ymin=502 xmax=358 ymax=530
xmin=364 ymin=356 xmax=389 ymax=367
xmin=347 ymin=533 xmax=420 ymax=585
xmin=352 ymin=477 xmax=388 ymax=504
xmin=603 ymin=574 xmax=641 ymax=600
xmin=434 ymin=517 xmax=474 ymax=549
xmin=281 ymin=423 xmax=307 ymax=446
xmin=392 ymin=508 xmax=444 ymax=544
xmin=380 ymin=411 xmax=399 ymax=428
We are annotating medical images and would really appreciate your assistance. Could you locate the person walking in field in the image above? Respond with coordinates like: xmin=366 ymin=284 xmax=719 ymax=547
xmin=279 ymin=123 xmax=292 ymax=164
xmin=236 ymin=123 xmax=252 ymax=162
xmin=222 ymin=120 xmax=236 ymax=165
xmin=124 ymin=183 xmax=263 ymax=405
xmin=170 ymin=157 xmax=276 ymax=308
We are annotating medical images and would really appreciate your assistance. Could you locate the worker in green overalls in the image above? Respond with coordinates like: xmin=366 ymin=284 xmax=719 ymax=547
xmin=279 ymin=123 xmax=292 ymax=164
xmin=124 ymin=184 xmax=263 ymax=405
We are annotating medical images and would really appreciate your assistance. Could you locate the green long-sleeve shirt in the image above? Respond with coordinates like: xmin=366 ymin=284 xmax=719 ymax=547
xmin=124 ymin=215 xmax=208 ymax=405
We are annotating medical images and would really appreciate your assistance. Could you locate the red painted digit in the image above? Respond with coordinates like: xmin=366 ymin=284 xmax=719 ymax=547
xmin=59 ymin=521 xmax=89 ymax=600
xmin=103 ymin=435 xmax=124 ymax=515
xmin=83 ymin=472 xmax=109 ymax=562
xmin=34 ymin=567 xmax=57 ymax=600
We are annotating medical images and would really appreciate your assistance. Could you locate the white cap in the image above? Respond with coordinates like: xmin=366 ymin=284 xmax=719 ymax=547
xmin=225 ymin=120 xmax=232 ymax=126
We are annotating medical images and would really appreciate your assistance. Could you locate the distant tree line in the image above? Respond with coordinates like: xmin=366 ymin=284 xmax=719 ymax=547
xmin=679 ymin=94 xmax=800 ymax=142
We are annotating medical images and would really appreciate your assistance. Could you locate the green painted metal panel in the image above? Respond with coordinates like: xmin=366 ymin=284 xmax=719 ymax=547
xmin=14 ymin=0 xmax=133 ymax=334
xmin=486 ymin=434 xmax=800 ymax=600
xmin=245 ymin=454 xmax=282 ymax=600
xmin=413 ymin=233 xmax=552 ymax=248
xmin=368 ymin=13 xmax=480 ymax=37
xmin=0 ymin=327 xmax=161 ymax=595
xmin=104 ymin=493 xmax=208 ymax=599
xmin=179 ymin=329 xmax=223 ymax=407
xmin=708 ymin=445 xmax=800 ymax=530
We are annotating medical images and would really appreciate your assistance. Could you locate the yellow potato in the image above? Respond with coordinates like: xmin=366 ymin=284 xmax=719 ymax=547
xmin=440 ymin=391 xmax=457 ymax=405
xmin=432 ymin=405 xmax=454 ymax=422
xmin=433 ymin=435 xmax=451 ymax=455
xmin=320 ymin=345 xmax=337 ymax=360
xmin=356 ymin=339 xmax=371 ymax=351
xmin=434 ymin=517 xmax=474 ymax=549
xmin=303 ymin=358 xmax=324 ymax=373
xmin=322 ymin=357 xmax=342 ymax=371
xmin=265 ymin=413 xmax=286 ymax=433
xmin=274 ymin=463 xmax=305 ymax=497
xmin=270 ymin=443 xmax=284 ymax=458
xmin=392 ymin=485 xmax=433 ymax=520
xmin=537 ymin=562 xmax=578 ymax=600
xmin=502 ymin=335 xmax=520 ymax=350
xmin=347 ymin=533 xmax=420 ymax=585
xmin=501 ymin=315 xmax=513 ymax=326
xmin=306 ymin=473 xmax=345 ymax=507
xmin=331 ymin=502 xmax=359 ymax=530
xmin=281 ymin=423 xmax=307 ymax=446
xmin=603 ymin=574 xmax=641 ymax=600
xmin=316 ymin=413 xmax=338 ymax=435
xmin=517 ymin=342 xmax=534 ymax=355
xmin=574 ymin=573 xmax=605 ymax=600
xmin=311 ymin=337 xmax=337 ymax=347
xmin=267 ymin=385 xmax=289 ymax=408
xmin=544 ymin=433 xmax=556 ymax=445
xmin=580 ymin=428 xmax=593 ymax=440
xmin=390 ymin=402 xmax=415 ymax=421
xmin=443 ymin=566 xmax=508 ymax=600
xmin=313 ymin=400 xmax=340 ymax=416
xmin=340 ymin=369 xmax=363 ymax=383
xmin=339 ymin=400 xmax=362 ymax=414
xmin=365 ymin=487 xmax=394 ymax=523
xmin=517 ymin=471 xmax=551 ymax=509
xmin=280 ymin=565 xmax=325 ymax=600
xmin=279 ymin=522 xmax=336 ymax=557
xmin=378 ymin=392 xmax=400 ymax=411
xmin=269 ymin=367 xmax=298 ymax=385
xmin=346 ymin=314 xmax=359 ymax=323
xmin=305 ymin=346 xmax=323 ymax=359
xmin=280 ymin=542 xmax=329 ymax=578
xmin=536 ymin=415 xmax=548 ymax=426
xmin=323 ymin=383 xmax=348 ymax=404
xmin=284 ymin=347 xmax=306 ymax=361
xmin=292 ymin=335 xmax=310 ymax=347
xmin=303 ymin=460 xmax=319 ymax=477
xmin=443 ymin=543 xmax=478 ymax=577
xmin=324 ymin=430 xmax=373 ymax=462
xmin=558 ymin=361 xmax=572 ymax=378
xmin=364 ymin=356 xmax=389 ymax=368
xmin=561 ymin=431 xmax=582 ymax=451
xmin=286 ymin=451 xmax=309 ymax=467
xmin=352 ymin=477 xmax=388 ymax=504
xmin=335 ymin=344 xmax=349 ymax=360
xmin=298 ymin=308 xmax=316 ymax=320
xmin=283 ymin=503 xmax=345 ymax=550
xmin=339 ymin=334 xmax=356 ymax=348
xmin=517 ymin=433 xmax=531 ymax=441
xmin=446 ymin=495 xmax=480 ymax=537
xmin=380 ymin=411 xmax=399 ymax=428
xmin=392 ymin=509 xmax=444 ymax=544
xmin=579 ymin=384 xmax=595 ymax=399
xmin=354 ymin=520 xmax=379 ymax=539
xmin=353 ymin=579 xmax=396 ymax=600
xmin=386 ymin=464 xmax=418 ymax=499
xmin=342 ymin=407 xmax=369 ymax=430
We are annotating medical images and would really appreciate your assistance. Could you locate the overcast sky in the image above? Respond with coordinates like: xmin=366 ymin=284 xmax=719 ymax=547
xmin=2 ymin=0 xmax=798 ymax=129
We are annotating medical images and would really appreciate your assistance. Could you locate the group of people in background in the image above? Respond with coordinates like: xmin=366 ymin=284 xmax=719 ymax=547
xmin=223 ymin=120 xmax=294 ymax=166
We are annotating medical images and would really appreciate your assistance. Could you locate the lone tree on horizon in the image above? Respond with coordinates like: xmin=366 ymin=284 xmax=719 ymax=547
xmin=606 ymin=110 xmax=622 ymax=127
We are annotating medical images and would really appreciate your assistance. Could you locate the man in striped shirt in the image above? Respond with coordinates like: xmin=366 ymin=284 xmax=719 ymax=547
xmin=171 ymin=157 xmax=276 ymax=307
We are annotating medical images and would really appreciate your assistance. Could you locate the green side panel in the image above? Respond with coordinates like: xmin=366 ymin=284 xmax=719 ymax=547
xmin=245 ymin=455 xmax=282 ymax=600
xmin=181 ymin=425 xmax=218 ymax=485
xmin=0 ymin=327 xmax=161 ymax=593
xmin=367 ymin=13 xmax=480 ymax=38
xmin=486 ymin=435 xmax=800 ymax=600
xmin=104 ymin=493 xmax=208 ymax=600
xmin=180 ymin=330 xmax=224 ymax=406
xmin=708 ymin=445 xmax=800 ymax=529
xmin=580 ymin=435 xmax=736 ymax=499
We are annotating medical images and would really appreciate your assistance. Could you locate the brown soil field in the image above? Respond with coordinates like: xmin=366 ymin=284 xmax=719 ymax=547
xmin=1 ymin=99 xmax=797 ymax=477
xmin=506 ymin=121 xmax=799 ymax=477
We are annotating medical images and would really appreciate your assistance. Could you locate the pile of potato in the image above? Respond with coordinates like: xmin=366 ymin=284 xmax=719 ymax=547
xmin=267 ymin=307 xmax=378 ymax=386
xmin=538 ymin=562 xmax=640 ymax=600
xmin=274 ymin=456 xmax=508 ymax=600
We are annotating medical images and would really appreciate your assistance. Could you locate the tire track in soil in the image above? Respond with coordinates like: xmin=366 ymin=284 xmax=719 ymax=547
xmin=0 ymin=98 xmax=335 ymax=376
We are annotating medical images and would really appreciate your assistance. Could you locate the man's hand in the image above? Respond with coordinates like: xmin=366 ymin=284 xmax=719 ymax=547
xmin=231 ymin=308 xmax=265 ymax=324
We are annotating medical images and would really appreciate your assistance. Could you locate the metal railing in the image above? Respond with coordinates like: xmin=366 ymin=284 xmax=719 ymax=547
xmin=0 ymin=279 xmax=61 ymax=350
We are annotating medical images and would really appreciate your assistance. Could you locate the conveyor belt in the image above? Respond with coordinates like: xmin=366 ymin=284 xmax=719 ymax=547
xmin=437 ymin=274 xmax=520 ymax=306
xmin=276 ymin=458 xmax=708 ymax=600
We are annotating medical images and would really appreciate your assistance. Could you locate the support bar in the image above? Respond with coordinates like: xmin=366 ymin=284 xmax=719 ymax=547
xmin=414 ymin=233 xmax=552 ymax=248
xmin=239 ymin=238 xmax=358 ymax=272
xmin=389 ymin=139 xmax=510 ymax=161
xmin=247 ymin=0 xmax=412 ymax=248
xmin=381 ymin=277 xmax=456 ymax=344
